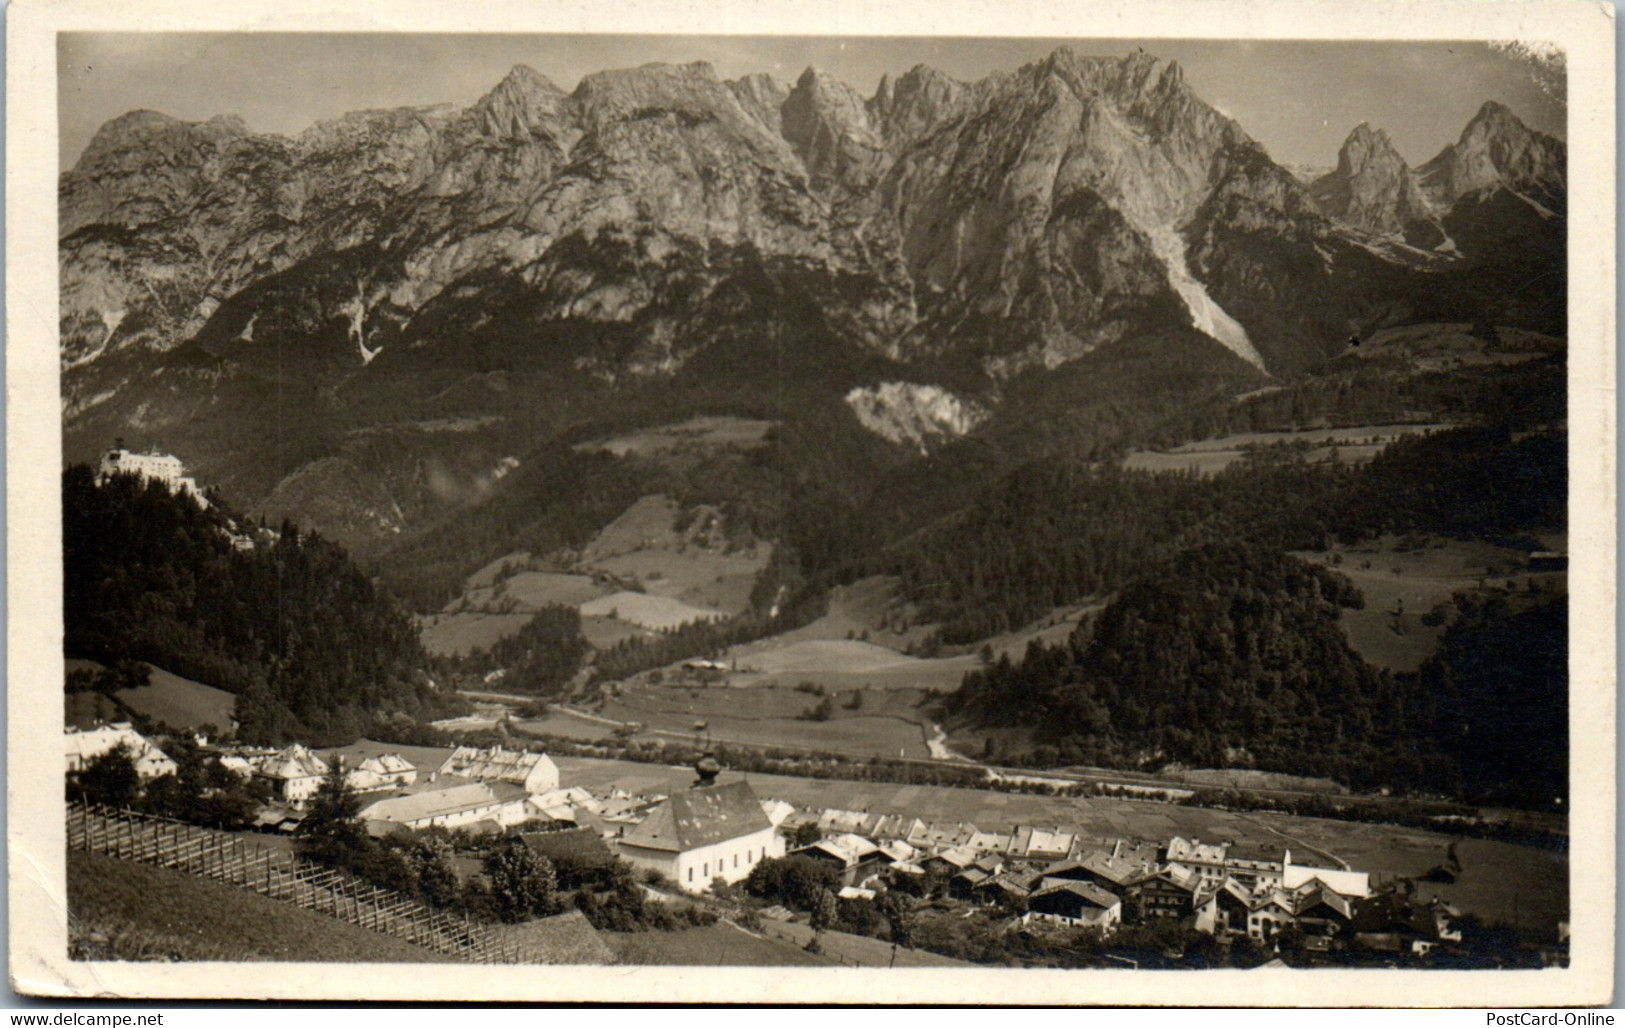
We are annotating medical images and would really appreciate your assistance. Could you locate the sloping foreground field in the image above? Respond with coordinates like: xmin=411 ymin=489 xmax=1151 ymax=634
xmin=603 ymin=921 xmax=829 ymax=967
xmin=551 ymin=756 xmax=1566 ymax=934
xmin=67 ymin=850 xmax=456 ymax=962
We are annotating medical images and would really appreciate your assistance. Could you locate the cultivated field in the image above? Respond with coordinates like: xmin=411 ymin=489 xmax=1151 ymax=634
xmin=418 ymin=611 xmax=536 ymax=657
xmin=720 ymin=639 xmax=975 ymax=693
xmin=65 ymin=659 xmax=237 ymax=731
xmin=572 ymin=416 xmax=775 ymax=458
xmin=68 ymin=850 xmax=456 ymax=962
xmin=757 ymin=575 xmax=936 ymax=653
xmin=1122 ymin=424 xmax=1447 ymax=477
xmin=1295 ymin=537 xmax=1559 ymax=672
xmin=475 ymin=571 xmax=609 ymax=610
xmin=581 ymin=590 xmax=727 ymax=631
xmin=580 ymin=614 xmax=656 ymax=650
xmin=511 ymin=712 xmax=622 ymax=741
xmin=1352 ymin=322 xmax=1562 ymax=371
xmin=419 ymin=492 xmax=767 ymax=654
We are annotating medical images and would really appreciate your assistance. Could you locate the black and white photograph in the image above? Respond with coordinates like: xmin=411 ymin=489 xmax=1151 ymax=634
xmin=7 ymin=0 xmax=1614 ymax=1006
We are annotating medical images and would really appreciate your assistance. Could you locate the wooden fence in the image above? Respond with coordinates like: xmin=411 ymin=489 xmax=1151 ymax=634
xmin=68 ymin=803 xmax=535 ymax=963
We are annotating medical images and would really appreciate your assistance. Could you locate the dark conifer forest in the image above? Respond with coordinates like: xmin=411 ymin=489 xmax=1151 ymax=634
xmin=62 ymin=466 xmax=461 ymax=745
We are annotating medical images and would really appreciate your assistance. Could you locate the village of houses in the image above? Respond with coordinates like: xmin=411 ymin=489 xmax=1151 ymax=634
xmin=64 ymin=716 xmax=1501 ymax=969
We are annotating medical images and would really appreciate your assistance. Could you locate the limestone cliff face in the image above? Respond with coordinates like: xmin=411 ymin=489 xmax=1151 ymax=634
xmin=1309 ymin=124 xmax=1437 ymax=240
xmin=1307 ymin=102 xmax=1565 ymax=263
xmin=60 ymin=49 xmax=1554 ymax=502
xmin=1416 ymin=101 xmax=1566 ymax=212
xmin=60 ymin=47 xmax=1350 ymax=391
xmin=844 ymin=381 xmax=989 ymax=454
xmin=57 ymin=50 xmax=1567 ymax=556
xmin=874 ymin=49 xmax=1297 ymax=372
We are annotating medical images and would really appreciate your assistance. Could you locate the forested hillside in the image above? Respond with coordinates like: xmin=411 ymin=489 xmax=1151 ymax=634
xmin=937 ymin=411 xmax=1568 ymax=804
xmin=1417 ymin=594 xmax=1567 ymax=807
xmin=944 ymin=543 xmax=1419 ymax=784
xmin=943 ymin=542 xmax=1566 ymax=804
xmin=63 ymin=467 xmax=460 ymax=745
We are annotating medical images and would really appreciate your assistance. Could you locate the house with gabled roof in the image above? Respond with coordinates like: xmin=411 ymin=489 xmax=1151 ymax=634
xmin=818 ymin=808 xmax=870 ymax=834
xmin=345 ymin=753 xmax=417 ymax=792
xmin=254 ymin=743 xmax=331 ymax=804
xmin=868 ymin=814 xmax=926 ymax=843
xmin=1247 ymin=889 xmax=1300 ymax=943
xmin=877 ymin=838 xmax=919 ymax=865
xmin=1224 ymin=842 xmax=1289 ymax=889
xmin=616 ymin=777 xmax=781 ymax=893
xmin=65 ymin=723 xmax=178 ymax=781
xmin=530 ymin=785 xmax=602 ymax=824
xmin=1195 ymin=877 xmax=1258 ymax=937
xmin=1080 ymin=850 xmax=1157 ymax=895
xmin=1281 ymin=856 xmax=1371 ymax=899
xmin=358 ymin=780 xmax=533 ymax=833
xmin=795 ymin=833 xmax=886 ymax=886
xmin=950 ymin=866 xmax=992 ymax=901
xmin=436 ymin=745 xmax=558 ymax=795
xmin=1289 ymin=883 xmax=1356 ymax=950
xmin=1140 ymin=866 xmax=1203 ymax=920
xmin=922 ymin=845 xmax=979 ymax=875
xmin=966 ymin=829 xmax=1013 ymax=855
xmin=907 ymin=820 xmax=978 ymax=851
xmin=1164 ymin=836 xmax=1231 ymax=888
xmin=973 ymin=870 xmax=1041 ymax=910
xmin=1025 ymin=880 xmax=1122 ymax=931
xmin=759 ymin=798 xmax=796 ymax=828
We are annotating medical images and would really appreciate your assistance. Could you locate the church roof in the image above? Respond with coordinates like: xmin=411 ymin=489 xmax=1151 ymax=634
xmin=620 ymin=780 xmax=772 ymax=853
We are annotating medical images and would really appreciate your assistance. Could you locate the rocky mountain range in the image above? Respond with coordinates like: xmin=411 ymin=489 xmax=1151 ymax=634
xmin=59 ymin=47 xmax=1566 ymax=580
xmin=1307 ymin=100 xmax=1565 ymax=255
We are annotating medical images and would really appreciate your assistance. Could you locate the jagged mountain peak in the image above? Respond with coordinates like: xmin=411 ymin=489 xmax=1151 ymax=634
xmin=1310 ymin=119 xmax=1433 ymax=240
xmin=869 ymin=64 xmax=967 ymax=142
xmin=492 ymin=63 xmax=559 ymax=92
xmin=469 ymin=62 xmax=568 ymax=140
xmin=569 ymin=59 xmax=743 ymax=127
xmin=728 ymin=72 xmax=791 ymax=134
xmin=1467 ymin=98 xmax=1517 ymax=128
xmin=74 ymin=108 xmax=250 ymax=172
xmin=1416 ymin=98 xmax=1565 ymax=210
xmin=782 ymin=64 xmax=883 ymax=184
xmin=1334 ymin=122 xmax=1405 ymax=174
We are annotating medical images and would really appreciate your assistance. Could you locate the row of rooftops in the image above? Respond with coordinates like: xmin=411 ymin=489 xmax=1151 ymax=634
xmin=159 ymin=737 xmax=1377 ymax=917
xmin=783 ymin=805 xmax=1308 ymax=871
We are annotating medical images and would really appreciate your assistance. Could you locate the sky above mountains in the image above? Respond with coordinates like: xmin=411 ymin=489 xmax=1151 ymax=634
xmin=58 ymin=33 xmax=1565 ymax=171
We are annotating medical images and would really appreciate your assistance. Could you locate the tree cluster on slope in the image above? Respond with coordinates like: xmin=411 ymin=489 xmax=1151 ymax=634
xmin=943 ymin=540 xmax=1567 ymax=804
xmin=63 ymin=466 xmax=459 ymax=746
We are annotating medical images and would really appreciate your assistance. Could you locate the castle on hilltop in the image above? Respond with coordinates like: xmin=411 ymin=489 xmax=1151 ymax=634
xmin=97 ymin=440 xmax=208 ymax=507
